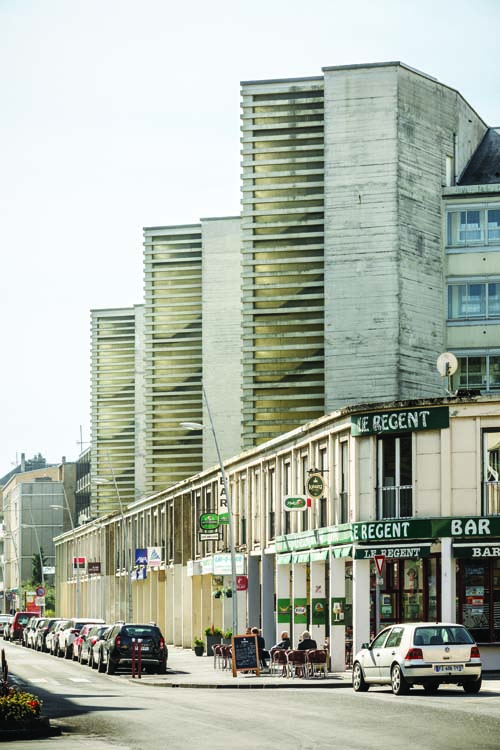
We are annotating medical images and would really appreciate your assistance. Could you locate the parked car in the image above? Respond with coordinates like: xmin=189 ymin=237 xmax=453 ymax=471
xmin=33 ymin=617 xmax=56 ymax=651
xmin=22 ymin=616 xmax=41 ymax=648
xmin=79 ymin=624 xmax=110 ymax=665
xmin=73 ymin=623 xmax=102 ymax=662
xmin=97 ymin=622 xmax=168 ymax=675
xmin=352 ymin=622 xmax=482 ymax=695
xmin=8 ymin=611 xmax=32 ymax=642
xmin=57 ymin=618 xmax=106 ymax=659
xmin=0 ymin=615 xmax=12 ymax=638
xmin=90 ymin=625 xmax=113 ymax=669
xmin=47 ymin=619 xmax=69 ymax=655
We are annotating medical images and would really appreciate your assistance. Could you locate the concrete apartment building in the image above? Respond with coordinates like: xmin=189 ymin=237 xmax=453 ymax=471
xmin=92 ymin=61 xmax=494 ymax=505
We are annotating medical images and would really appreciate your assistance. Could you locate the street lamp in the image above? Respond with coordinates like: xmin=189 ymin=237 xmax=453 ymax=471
xmin=50 ymin=497 xmax=81 ymax=618
xmin=181 ymin=386 xmax=238 ymax=639
xmin=93 ymin=474 xmax=133 ymax=622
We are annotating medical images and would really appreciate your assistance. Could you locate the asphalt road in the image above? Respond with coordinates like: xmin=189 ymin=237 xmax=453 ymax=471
xmin=4 ymin=640 xmax=500 ymax=750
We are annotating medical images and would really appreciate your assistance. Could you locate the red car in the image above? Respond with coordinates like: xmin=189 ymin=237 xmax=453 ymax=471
xmin=73 ymin=623 xmax=100 ymax=662
xmin=7 ymin=612 xmax=32 ymax=642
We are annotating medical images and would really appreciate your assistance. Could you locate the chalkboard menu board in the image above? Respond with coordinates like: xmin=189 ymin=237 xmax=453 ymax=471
xmin=231 ymin=634 xmax=260 ymax=677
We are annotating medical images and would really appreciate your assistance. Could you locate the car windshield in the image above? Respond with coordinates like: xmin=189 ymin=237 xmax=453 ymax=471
xmin=17 ymin=615 xmax=31 ymax=625
xmin=414 ymin=625 xmax=474 ymax=645
xmin=122 ymin=626 xmax=158 ymax=638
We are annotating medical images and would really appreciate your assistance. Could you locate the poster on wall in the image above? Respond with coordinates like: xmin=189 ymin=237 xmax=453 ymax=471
xmin=311 ymin=598 xmax=326 ymax=625
xmin=293 ymin=598 xmax=308 ymax=624
xmin=331 ymin=597 xmax=346 ymax=625
xmin=277 ymin=598 xmax=291 ymax=623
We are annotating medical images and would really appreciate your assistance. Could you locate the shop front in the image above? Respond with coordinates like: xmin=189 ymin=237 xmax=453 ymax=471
xmin=351 ymin=516 xmax=500 ymax=668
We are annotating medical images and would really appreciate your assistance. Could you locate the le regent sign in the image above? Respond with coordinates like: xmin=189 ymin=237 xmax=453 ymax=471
xmin=352 ymin=516 xmax=500 ymax=543
xmin=351 ymin=406 xmax=449 ymax=437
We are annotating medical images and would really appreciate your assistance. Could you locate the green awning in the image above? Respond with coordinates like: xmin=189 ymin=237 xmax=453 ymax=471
xmin=331 ymin=545 xmax=353 ymax=558
xmin=277 ymin=553 xmax=292 ymax=565
xmin=292 ymin=551 xmax=310 ymax=564
xmin=310 ymin=549 xmax=329 ymax=562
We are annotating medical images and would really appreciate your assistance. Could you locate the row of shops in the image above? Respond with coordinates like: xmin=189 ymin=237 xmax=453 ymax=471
xmin=55 ymin=395 xmax=500 ymax=670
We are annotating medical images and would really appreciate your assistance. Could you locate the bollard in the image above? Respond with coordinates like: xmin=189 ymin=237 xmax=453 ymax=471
xmin=131 ymin=638 xmax=136 ymax=679
xmin=137 ymin=639 xmax=142 ymax=679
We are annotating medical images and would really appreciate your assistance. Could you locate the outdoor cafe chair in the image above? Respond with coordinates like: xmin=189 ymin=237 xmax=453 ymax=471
xmin=306 ymin=649 xmax=328 ymax=678
xmin=270 ymin=648 xmax=288 ymax=677
xmin=286 ymin=649 xmax=307 ymax=678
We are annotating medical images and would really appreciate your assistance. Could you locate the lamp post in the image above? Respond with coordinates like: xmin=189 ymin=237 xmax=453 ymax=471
xmin=181 ymin=386 xmax=238 ymax=639
xmin=50 ymin=492 xmax=81 ymax=617
xmin=93 ymin=474 xmax=132 ymax=622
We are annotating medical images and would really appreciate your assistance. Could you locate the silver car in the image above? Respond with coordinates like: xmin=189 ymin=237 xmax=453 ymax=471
xmin=352 ymin=622 xmax=482 ymax=695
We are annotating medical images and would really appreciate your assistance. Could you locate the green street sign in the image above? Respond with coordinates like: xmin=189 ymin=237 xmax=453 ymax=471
xmin=306 ymin=474 xmax=325 ymax=498
xmin=218 ymin=513 xmax=229 ymax=525
xmin=200 ymin=513 xmax=219 ymax=531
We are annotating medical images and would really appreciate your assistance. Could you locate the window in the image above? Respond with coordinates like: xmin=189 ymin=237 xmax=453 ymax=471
xmin=284 ymin=463 xmax=291 ymax=535
xmin=451 ymin=354 xmax=500 ymax=392
xmin=483 ymin=430 xmax=500 ymax=514
xmin=340 ymin=441 xmax=349 ymax=524
xmin=447 ymin=206 xmax=500 ymax=248
xmin=319 ymin=448 xmax=328 ymax=528
xmin=377 ymin=435 xmax=412 ymax=519
xmin=448 ymin=282 xmax=500 ymax=320
xmin=268 ymin=468 xmax=275 ymax=540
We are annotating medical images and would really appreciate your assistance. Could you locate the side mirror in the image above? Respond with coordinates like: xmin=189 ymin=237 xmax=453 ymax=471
xmin=361 ymin=642 xmax=370 ymax=650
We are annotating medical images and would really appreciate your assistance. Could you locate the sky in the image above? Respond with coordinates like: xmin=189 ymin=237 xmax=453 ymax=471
xmin=1 ymin=0 xmax=499 ymax=474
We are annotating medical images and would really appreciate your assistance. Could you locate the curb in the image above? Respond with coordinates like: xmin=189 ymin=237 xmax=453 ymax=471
xmin=0 ymin=719 xmax=61 ymax=741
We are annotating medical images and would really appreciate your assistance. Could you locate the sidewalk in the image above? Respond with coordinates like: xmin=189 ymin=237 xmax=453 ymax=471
xmin=128 ymin=646 xmax=353 ymax=689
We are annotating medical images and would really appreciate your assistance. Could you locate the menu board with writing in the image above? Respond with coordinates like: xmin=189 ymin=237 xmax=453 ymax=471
xmin=231 ymin=634 xmax=260 ymax=677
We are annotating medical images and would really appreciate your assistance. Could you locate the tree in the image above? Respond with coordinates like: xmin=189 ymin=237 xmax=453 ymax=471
xmin=31 ymin=546 xmax=47 ymax=586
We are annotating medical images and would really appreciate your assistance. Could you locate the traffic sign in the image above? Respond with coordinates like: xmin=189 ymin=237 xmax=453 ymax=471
xmin=374 ymin=555 xmax=385 ymax=577
xmin=35 ymin=586 xmax=46 ymax=597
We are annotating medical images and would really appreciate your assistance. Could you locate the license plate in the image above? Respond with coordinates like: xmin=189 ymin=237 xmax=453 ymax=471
xmin=140 ymin=645 xmax=150 ymax=652
xmin=434 ymin=664 xmax=464 ymax=673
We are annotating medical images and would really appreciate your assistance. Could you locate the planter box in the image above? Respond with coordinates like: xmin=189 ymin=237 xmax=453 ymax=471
xmin=205 ymin=635 xmax=222 ymax=657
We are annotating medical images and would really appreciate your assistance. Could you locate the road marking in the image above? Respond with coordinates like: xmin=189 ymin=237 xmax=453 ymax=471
xmin=69 ymin=677 xmax=91 ymax=682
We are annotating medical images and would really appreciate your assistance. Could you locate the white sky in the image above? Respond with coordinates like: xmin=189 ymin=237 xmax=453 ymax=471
xmin=1 ymin=0 xmax=499 ymax=473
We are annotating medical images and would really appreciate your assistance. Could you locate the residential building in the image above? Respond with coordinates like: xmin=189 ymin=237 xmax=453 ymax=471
xmin=1 ymin=461 xmax=76 ymax=612
xmin=444 ymin=128 xmax=500 ymax=393
xmin=90 ymin=306 xmax=143 ymax=515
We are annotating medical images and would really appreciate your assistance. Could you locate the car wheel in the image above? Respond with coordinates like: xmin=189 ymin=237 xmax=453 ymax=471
xmin=64 ymin=645 xmax=72 ymax=660
xmin=391 ymin=664 xmax=410 ymax=695
xmin=106 ymin=659 xmax=116 ymax=675
xmin=352 ymin=662 xmax=369 ymax=692
xmin=463 ymin=678 xmax=482 ymax=694
xmin=423 ymin=682 xmax=439 ymax=693
xmin=89 ymin=654 xmax=96 ymax=669
xmin=157 ymin=662 xmax=167 ymax=675
xmin=98 ymin=654 xmax=106 ymax=673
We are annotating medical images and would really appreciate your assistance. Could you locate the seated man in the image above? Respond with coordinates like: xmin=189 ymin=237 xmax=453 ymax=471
xmin=251 ymin=626 xmax=270 ymax=668
xmin=297 ymin=630 xmax=317 ymax=651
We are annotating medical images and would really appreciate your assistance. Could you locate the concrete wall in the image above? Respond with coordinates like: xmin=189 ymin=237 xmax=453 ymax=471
xmin=324 ymin=63 xmax=487 ymax=410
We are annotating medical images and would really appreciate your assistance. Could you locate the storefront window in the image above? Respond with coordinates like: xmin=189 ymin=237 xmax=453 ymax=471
xmin=370 ymin=556 xmax=439 ymax=635
xmin=377 ymin=435 xmax=413 ymax=519
xmin=459 ymin=558 xmax=500 ymax=643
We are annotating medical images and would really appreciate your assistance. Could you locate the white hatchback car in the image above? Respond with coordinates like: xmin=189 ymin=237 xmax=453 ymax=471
xmin=352 ymin=622 xmax=482 ymax=695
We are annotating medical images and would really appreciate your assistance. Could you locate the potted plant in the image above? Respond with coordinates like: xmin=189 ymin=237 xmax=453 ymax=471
xmin=223 ymin=629 xmax=232 ymax=645
xmin=193 ymin=637 xmax=205 ymax=657
xmin=204 ymin=625 xmax=223 ymax=656
xmin=223 ymin=587 xmax=232 ymax=598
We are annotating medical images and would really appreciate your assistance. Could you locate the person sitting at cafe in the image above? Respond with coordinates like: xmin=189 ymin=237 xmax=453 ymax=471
xmin=297 ymin=630 xmax=317 ymax=651
xmin=272 ymin=630 xmax=291 ymax=650
xmin=251 ymin=626 xmax=270 ymax=668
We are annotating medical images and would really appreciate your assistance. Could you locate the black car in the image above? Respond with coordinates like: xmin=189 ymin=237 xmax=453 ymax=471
xmin=97 ymin=623 xmax=168 ymax=675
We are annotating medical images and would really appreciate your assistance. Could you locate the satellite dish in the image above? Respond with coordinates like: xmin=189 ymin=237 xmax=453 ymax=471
xmin=436 ymin=352 xmax=458 ymax=377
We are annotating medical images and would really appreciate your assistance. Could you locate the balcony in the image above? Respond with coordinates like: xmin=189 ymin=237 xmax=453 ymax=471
xmin=484 ymin=481 xmax=500 ymax=515
xmin=377 ymin=485 xmax=413 ymax=519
